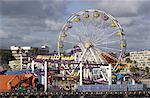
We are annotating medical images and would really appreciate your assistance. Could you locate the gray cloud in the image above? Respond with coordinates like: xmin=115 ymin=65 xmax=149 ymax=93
xmin=0 ymin=0 xmax=150 ymax=51
xmin=93 ymin=0 xmax=150 ymax=17
xmin=0 ymin=0 xmax=67 ymax=19
xmin=0 ymin=0 xmax=68 ymax=49
xmin=122 ymin=16 xmax=150 ymax=51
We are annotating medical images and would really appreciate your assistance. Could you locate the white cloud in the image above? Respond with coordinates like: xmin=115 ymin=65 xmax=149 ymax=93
xmin=95 ymin=0 xmax=147 ymax=17
xmin=45 ymin=19 xmax=63 ymax=31
xmin=117 ymin=17 xmax=134 ymax=26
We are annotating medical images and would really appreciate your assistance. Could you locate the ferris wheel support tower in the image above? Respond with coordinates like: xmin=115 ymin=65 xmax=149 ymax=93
xmin=57 ymin=9 xmax=126 ymax=85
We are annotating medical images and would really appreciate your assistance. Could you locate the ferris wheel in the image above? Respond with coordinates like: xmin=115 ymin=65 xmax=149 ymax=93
xmin=58 ymin=9 xmax=126 ymax=66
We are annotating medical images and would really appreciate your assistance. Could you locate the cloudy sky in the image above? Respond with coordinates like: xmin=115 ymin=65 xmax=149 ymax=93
xmin=0 ymin=0 xmax=150 ymax=51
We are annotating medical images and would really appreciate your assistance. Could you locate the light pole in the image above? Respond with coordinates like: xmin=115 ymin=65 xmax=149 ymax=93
xmin=20 ymin=53 xmax=23 ymax=70
xmin=18 ymin=47 xmax=23 ymax=70
xmin=44 ymin=61 xmax=48 ymax=92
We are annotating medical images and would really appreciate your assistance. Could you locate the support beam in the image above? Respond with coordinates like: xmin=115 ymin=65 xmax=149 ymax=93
xmin=108 ymin=64 xmax=112 ymax=85
xmin=27 ymin=57 xmax=31 ymax=69
xmin=132 ymin=79 xmax=135 ymax=85
xmin=74 ymin=53 xmax=77 ymax=62
xmin=20 ymin=54 xmax=23 ymax=70
xmin=89 ymin=48 xmax=99 ymax=64
xmin=31 ymin=60 xmax=34 ymax=73
xmin=79 ymin=48 xmax=87 ymax=62
xmin=44 ymin=61 xmax=48 ymax=92
xmin=71 ymin=48 xmax=87 ymax=74
xmin=100 ymin=70 xmax=106 ymax=81
xmin=79 ymin=63 xmax=83 ymax=85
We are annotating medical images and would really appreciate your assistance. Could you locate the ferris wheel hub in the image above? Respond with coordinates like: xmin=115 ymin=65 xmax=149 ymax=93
xmin=84 ymin=42 xmax=93 ymax=48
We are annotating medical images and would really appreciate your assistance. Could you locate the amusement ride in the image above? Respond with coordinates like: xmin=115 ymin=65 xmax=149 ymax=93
xmin=2 ymin=9 xmax=144 ymax=94
xmin=57 ymin=9 xmax=126 ymax=86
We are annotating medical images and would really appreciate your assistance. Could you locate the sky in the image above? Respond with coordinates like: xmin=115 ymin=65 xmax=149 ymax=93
xmin=0 ymin=0 xmax=150 ymax=51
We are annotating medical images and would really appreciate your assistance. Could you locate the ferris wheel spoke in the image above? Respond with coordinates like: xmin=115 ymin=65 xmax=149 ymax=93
xmin=94 ymin=18 xmax=105 ymax=29
xmin=82 ymin=19 xmax=97 ymax=38
xmin=96 ymin=46 xmax=121 ymax=51
xmin=94 ymin=18 xmax=104 ymax=28
xmin=92 ymin=19 xmax=104 ymax=33
xmin=95 ymin=39 xmax=120 ymax=46
xmin=96 ymin=29 xmax=119 ymax=44
xmin=80 ymin=21 xmax=88 ymax=37
xmin=63 ymin=40 xmax=78 ymax=45
xmin=90 ymin=21 xmax=101 ymax=41
xmin=91 ymin=22 xmax=103 ymax=33
xmin=87 ymin=19 xmax=104 ymax=39
xmin=83 ymin=19 xmax=93 ymax=37
xmin=68 ymin=25 xmax=87 ymax=43
xmin=80 ymin=19 xmax=98 ymax=42
xmin=92 ymin=26 xmax=114 ymax=44
xmin=72 ymin=25 xmax=87 ymax=42
xmin=92 ymin=27 xmax=105 ymax=42
xmin=67 ymin=33 xmax=81 ymax=42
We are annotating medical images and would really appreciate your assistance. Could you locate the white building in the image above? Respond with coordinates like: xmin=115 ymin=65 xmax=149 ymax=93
xmin=10 ymin=45 xmax=49 ymax=60
xmin=10 ymin=46 xmax=31 ymax=60
xmin=129 ymin=50 xmax=150 ymax=67
xmin=9 ymin=46 xmax=49 ymax=70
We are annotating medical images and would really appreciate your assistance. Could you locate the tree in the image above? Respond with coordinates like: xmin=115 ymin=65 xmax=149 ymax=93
xmin=125 ymin=58 xmax=133 ymax=63
xmin=125 ymin=52 xmax=130 ymax=57
xmin=31 ymin=48 xmax=38 ymax=54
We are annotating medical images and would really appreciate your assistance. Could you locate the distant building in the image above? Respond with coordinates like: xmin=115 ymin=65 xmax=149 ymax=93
xmin=129 ymin=50 xmax=150 ymax=67
xmin=9 ymin=45 xmax=49 ymax=70
xmin=10 ymin=45 xmax=49 ymax=60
